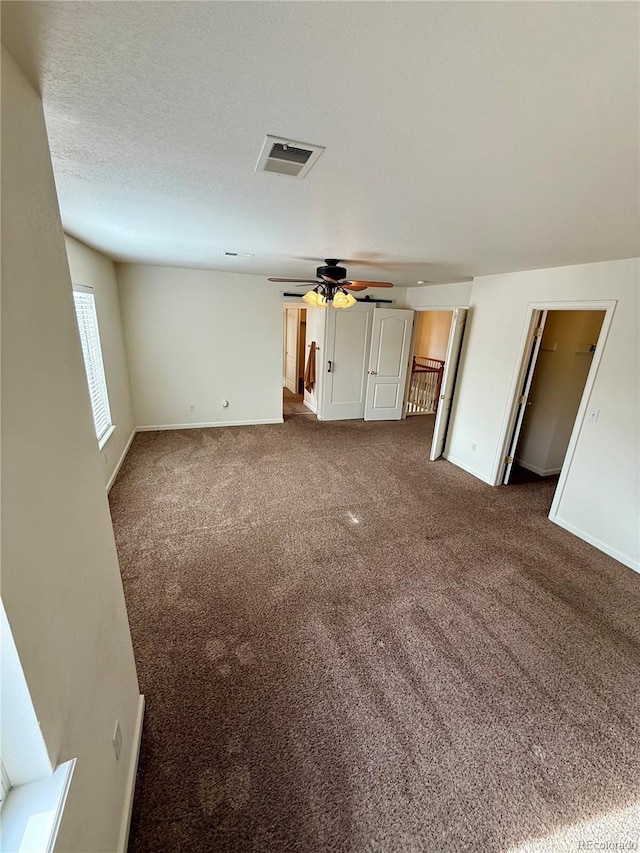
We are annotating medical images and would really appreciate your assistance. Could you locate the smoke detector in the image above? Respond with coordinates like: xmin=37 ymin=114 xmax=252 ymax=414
xmin=255 ymin=135 xmax=325 ymax=178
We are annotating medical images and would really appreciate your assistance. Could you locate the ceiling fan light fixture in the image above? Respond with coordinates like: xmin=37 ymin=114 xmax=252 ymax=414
xmin=333 ymin=289 xmax=356 ymax=309
xmin=271 ymin=258 xmax=393 ymax=307
xmin=302 ymin=287 xmax=327 ymax=308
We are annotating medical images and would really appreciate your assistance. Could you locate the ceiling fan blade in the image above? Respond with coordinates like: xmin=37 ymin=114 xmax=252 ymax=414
xmin=344 ymin=280 xmax=394 ymax=289
xmin=268 ymin=278 xmax=320 ymax=283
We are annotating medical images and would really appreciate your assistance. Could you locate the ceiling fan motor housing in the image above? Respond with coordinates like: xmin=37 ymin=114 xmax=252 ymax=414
xmin=317 ymin=262 xmax=346 ymax=282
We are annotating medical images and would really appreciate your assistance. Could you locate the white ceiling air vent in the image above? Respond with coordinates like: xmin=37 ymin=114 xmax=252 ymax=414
xmin=255 ymin=135 xmax=325 ymax=178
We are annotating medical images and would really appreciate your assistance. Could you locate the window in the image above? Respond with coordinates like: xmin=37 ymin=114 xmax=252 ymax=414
xmin=1 ymin=603 xmax=75 ymax=847
xmin=72 ymin=286 xmax=113 ymax=447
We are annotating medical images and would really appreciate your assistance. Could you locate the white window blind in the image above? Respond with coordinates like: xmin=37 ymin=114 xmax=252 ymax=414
xmin=72 ymin=286 xmax=113 ymax=446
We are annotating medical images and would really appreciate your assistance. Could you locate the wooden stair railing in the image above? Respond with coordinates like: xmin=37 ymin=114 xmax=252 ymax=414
xmin=406 ymin=355 xmax=445 ymax=415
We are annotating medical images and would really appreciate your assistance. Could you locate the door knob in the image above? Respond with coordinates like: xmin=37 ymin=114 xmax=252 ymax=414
xmin=368 ymin=370 xmax=377 ymax=375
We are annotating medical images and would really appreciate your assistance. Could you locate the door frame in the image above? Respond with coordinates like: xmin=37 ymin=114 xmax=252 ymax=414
xmin=282 ymin=302 xmax=303 ymax=393
xmin=492 ymin=300 xmax=617 ymax=520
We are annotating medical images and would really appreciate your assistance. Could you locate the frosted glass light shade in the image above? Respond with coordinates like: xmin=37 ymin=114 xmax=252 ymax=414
xmin=333 ymin=290 xmax=356 ymax=309
xmin=302 ymin=289 xmax=325 ymax=307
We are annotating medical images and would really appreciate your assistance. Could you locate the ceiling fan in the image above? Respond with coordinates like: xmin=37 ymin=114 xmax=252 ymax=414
xmin=269 ymin=259 xmax=393 ymax=308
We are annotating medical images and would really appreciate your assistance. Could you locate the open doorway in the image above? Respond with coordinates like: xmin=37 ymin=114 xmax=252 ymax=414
xmin=503 ymin=309 xmax=606 ymax=493
xmin=404 ymin=308 xmax=468 ymax=460
xmin=282 ymin=305 xmax=312 ymax=418
xmin=406 ymin=311 xmax=452 ymax=416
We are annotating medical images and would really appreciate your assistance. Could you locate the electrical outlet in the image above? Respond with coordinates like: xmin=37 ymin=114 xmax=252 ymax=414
xmin=103 ymin=450 xmax=109 ymax=465
xmin=112 ymin=719 xmax=122 ymax=760
xmin=471 ymin=442 xmax=477 ymax=452
xmin=189 ymin=404 xmax=196 ymax=412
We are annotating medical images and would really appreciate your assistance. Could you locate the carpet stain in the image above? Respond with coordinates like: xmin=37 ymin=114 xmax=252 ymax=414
xmin=216 ymin=662 xmax=232 ymax=679
xmin=206 ymin=638 xmax=226 ymax=661
xmin=197 ymin=764 xmax=251 ymax=815
xmin=226 ymin=765 xmax=251 ymax=810
xmin=197 ymin=768 xmax=225 ymax=816
xmin=235 ymin=641 xmax=256 ymax=667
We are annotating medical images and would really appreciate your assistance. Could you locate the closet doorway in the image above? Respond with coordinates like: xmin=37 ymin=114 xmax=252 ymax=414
xmin=502 ymin=309 xmax=606 ymax=497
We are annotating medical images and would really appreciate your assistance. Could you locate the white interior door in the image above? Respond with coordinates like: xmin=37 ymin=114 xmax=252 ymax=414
xmin=502 ymin=310 xmax=548 ymax=483
xmin=430 ymin=308 xmax=468 ymax=460
xmin=284 ymin=308 xmax=299 ymax=394
xmin=320 ymin=304 xmax=374 ymax=421
xmin=364 ymin=309 xmax=415 ymax=421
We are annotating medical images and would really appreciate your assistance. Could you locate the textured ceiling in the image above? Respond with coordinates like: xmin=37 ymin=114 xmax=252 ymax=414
xmin=2 ymin=1 xmax=639 ymax=286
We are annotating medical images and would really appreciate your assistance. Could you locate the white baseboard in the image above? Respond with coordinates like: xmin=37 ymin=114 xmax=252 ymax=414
xmin=442 ymin=453 xmax=494 ymax=485
xmin=302 ymin=399 xmax=317 ymax=413
xmin=550 ymin=515 xmax=640 ymax=574
xmin=107 ymin=429 xmax=137 ymax=493
xmin=515 ymin=458 xmax=562 ymax=477
xmin=117 ymin=694 xmax=145 ymax=853
xmin=136 ymin=418 xmax=284 ymax=431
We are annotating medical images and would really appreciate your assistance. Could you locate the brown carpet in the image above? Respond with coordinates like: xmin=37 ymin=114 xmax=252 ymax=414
xmin=283 ymin=387 xmax=312 ymax=418
xmin=109 ymin=416 xmax=640 ymax=853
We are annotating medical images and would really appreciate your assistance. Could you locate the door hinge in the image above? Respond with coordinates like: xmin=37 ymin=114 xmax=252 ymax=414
xmin=505 ymin=455 xmax=514 ymax=464
xmin=519 ymin=394 xmax=527 ymax=405
xmin=534 ymin=327 xmax=543 ymax=339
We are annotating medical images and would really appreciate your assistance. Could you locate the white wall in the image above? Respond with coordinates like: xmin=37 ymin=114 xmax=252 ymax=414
xmin=413 ymin=311 xmax=453 ymax=361
xmin=404 ymin=280 xmax=473 ymax=309
xmin=117 ymin=264 xmax=284 ymax=428
xmin=1 ymin=46 xmax=141 ymax=851
xmin=65 ymin=235 xmax=135 ymax=488
xmin=517 ymin=311 xmax=605 ymax=475
xmin=446 ymin=259 xmax=639 ymax=571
